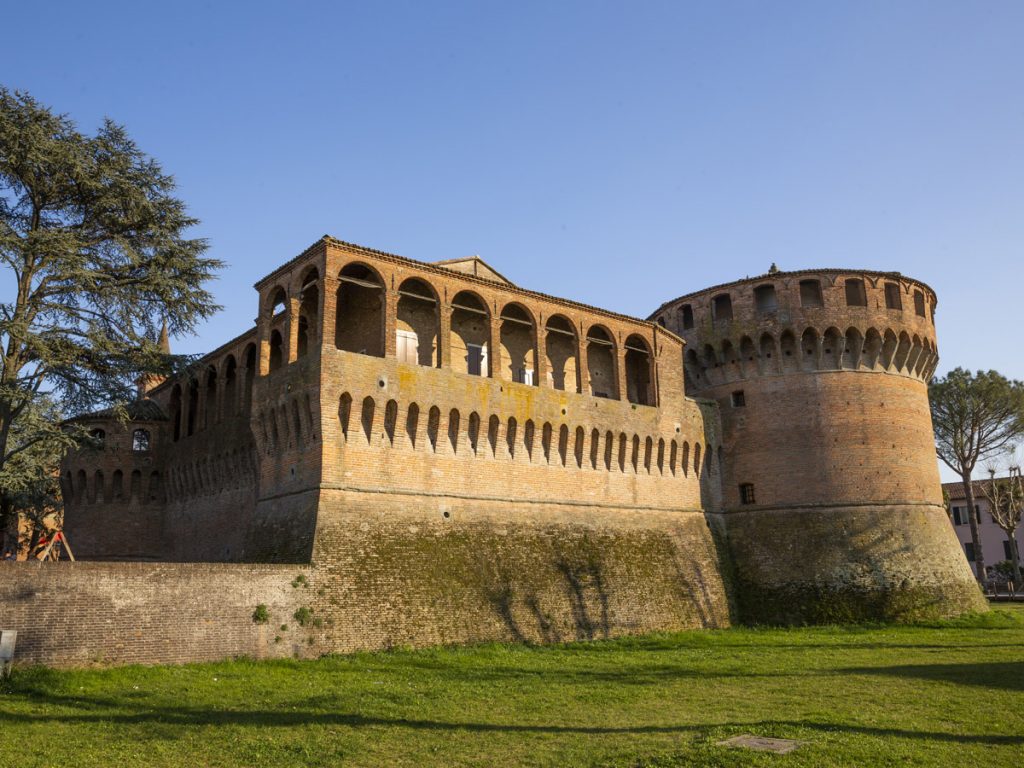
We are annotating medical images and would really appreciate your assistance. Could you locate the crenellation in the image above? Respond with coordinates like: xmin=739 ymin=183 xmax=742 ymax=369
xmin=10 ymin=240 xmax=984 ymax=667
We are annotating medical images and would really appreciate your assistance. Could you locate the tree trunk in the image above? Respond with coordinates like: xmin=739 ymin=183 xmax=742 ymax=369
xmin=0 ymin=496 xmax=12 ymax=557
xmin=963 ymin=471 xmax=986 ymax=585
xmin=1010 ymin=531 xmax=1021 ymax=584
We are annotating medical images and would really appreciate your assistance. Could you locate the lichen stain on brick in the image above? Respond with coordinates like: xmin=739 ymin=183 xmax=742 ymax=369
xmin=0 ymin=238 xmax=985 ymax=667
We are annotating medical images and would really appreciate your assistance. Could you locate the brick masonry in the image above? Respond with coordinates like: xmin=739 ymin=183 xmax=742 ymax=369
xmin=0 ymin=242 xmax=986 ymax=667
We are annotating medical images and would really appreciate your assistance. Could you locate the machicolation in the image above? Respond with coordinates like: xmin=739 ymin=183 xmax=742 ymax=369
xmin=0 ymin=238 xmax=986 ymax=666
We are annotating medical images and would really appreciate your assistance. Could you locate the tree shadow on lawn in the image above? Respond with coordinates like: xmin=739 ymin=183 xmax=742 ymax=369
xmin=839 ymin=661 xmax=1024 ymax=692
xmin=0 ymin=701 xmax=1021 ymax=747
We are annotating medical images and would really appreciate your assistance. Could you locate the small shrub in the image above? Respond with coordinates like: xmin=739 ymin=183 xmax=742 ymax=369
xmin=280 ymin=624 xmax=288 ymax=632
xmin=291 ymin=574 xmax=308 ymax=589
xmin=312 ymin=617 xmax=324 ymax=629
xmin=252 ymin=604 xmax=270 ymax=624
xmin=294 ymin=607 xmax=313 ymax=627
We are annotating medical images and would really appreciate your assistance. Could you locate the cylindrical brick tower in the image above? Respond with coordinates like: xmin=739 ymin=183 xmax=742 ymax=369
xmin=650 ymin=268 xmax=985 ymax=623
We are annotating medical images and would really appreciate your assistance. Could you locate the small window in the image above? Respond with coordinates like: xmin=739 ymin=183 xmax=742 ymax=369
xmin=712 ymin=294 xmax=733 ymax=322
xmin=680 ymin=304 xmax=694 ymax=330
xmin=466 ymin=344 xmax=485 ymax=376
xmin=844 ymin=278 xmax=867 ymax=307
xmin=657 ymin=316 xmax=666 ymax=328
xmin=753 ymin=284 xmax=778 ymax=314
xmin=132 ymin=429 xmax=151 ymax=452
xmin=799 ymin=279 xmax=823 ymax=308
xmin=913 ymin=290 xmax=926 ymax=317
xmin=739 ymin=483 xmax=756 ymax=505
xmin=952 ymin=506 xmax=965 ymax=526
xmin=89 ymin=428 xmax=105 ymax=446
xmin=731 ymin=390 xmax=746 ymax=407
xmin=884 ymin=283 xmax=902 ymax=310
xmin=513 ymin=367 xmax=534 ymax=385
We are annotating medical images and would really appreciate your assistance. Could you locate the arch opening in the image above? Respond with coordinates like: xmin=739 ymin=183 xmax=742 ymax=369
xmin=335 ymin=263 xmax=385 ymax=357
xmin=396 ymin=278 xmax=440 ymax=367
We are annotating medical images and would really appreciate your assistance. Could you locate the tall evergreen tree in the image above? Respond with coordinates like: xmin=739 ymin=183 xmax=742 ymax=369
xmin=0 ymin=88 xmax=221 ymax=547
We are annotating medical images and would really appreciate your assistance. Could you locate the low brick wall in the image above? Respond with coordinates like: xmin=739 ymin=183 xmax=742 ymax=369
xmin=0 ymin=562 xmax=310 ymax=667
xmin=0 ymin=503 xmax=735 ymax=668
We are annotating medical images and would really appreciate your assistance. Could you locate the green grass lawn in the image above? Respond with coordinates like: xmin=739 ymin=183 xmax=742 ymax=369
xmin=2 ymin=606 xmax=1023 ymax=768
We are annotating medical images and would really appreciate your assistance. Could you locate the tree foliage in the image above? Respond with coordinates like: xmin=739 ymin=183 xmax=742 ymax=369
xmin=980 ymin=459 xmax=1023 ymax=581
xmin=930 ymin=367 xmax=1024 ymax=581
xmin=0 ymin=88 xmax=221 ymax=544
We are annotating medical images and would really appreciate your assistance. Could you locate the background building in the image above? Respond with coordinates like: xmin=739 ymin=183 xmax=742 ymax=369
xmin=944 ymin=478 xmax=1024 ymax=577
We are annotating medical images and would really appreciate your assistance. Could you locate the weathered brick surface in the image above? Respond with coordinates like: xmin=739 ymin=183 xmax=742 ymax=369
xmin=24 ymin=249 xmax=983 ymax=668
xmin=0 ymin=562 xmax=309 ymax=667
xmin=653 ymin=268 xmax=986 ymax=622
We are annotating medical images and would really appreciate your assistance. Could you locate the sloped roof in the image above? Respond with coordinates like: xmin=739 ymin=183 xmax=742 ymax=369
xmin=431 ymin=255 xmax=516 ymax=286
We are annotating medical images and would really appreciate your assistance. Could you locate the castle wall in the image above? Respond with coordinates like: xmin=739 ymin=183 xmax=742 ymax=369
xmin=40 ymin=242 xmax=990 ymax=670
xmin=1 ymin=500 xmax=733 ymax=667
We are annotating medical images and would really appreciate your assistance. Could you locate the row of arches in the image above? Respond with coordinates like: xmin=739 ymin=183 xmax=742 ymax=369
xmin=255 ymin=395 xmax=318 ymax=455
xmin=168 ymin=344 xmax=258 ymax=443
xmin=263 ymin=262 xmax=658 ymax=406
xmin=63 ymin=468 xmax=163 ymax=506
xmin=164 ymin=447 xmax=258 ymax=503
xmin=338 ymin=392 xmax=709 ymax=478
xmin=685 ymin=326 xmax=938 ymax=390
xmin=266 ymin=268 xmax=320 ymax=369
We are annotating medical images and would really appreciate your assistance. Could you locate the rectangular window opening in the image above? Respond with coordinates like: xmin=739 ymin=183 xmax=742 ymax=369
xmin=845 ymin=278 xmax=868 ymax=307
xmin=799 ymin=279 xmax=823 ymax=308
xmin=681 ymin=304 xmax=694 ymax=330
xmin=739 ymin=483 xmax=756 ymax=505
xmin=913 ymin=290 xmax=926 ymax=317
xmin=731 ymin=390 xmax=746 ymax=407
xmin=884 ymin=283 xmax=902 ymax=311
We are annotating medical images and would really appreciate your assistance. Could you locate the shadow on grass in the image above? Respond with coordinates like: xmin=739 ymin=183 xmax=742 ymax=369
xmin=0 ymin=700 xmax=1020 ymax=747
xmin=839 ymin=661 xmax=1024 ymax=692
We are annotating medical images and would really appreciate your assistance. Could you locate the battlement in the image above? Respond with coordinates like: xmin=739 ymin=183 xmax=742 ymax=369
xmin=54 ymin=239 xmax=982 ymax=638
xmin=651 ymin=269 xmax=939 ymax=389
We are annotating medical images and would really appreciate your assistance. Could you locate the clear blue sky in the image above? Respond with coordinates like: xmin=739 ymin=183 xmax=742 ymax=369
xmin=4 ymin=0 xmax=1022 ymax=386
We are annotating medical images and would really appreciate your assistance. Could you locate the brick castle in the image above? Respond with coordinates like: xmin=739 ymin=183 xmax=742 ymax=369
xmin=1 ymin=236 xmax=985 ymax=666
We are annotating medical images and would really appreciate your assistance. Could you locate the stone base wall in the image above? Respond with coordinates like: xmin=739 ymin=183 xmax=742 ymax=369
xmin=719 ymin=503 xmax=987 ymax=624
xmin=0 ymin=500 xmax=734 ymax=667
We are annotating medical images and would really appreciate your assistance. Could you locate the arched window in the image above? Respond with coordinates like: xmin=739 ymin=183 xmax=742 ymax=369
xmin=243 ymin=344 xmax=256 ymax=412
xmin=132 ymin=428 xmax=151 ymax=452
xmin=499 ymin=303 xmax=537 ymax=385
xmin=170 ymin=384 xmax=182 ymax=442
xmin=203 ymin=367 xmax=217 ymax=428
xmin=222 ymin=355 xmax=238 ymax=417
xmin=544 ymin=315 xmax=579 ymax=392
xmin=269 ymin=330 xmax=284 ymax=373
xmin=297 ymin=268 xmax=319 ymax=358
xmin=336 ymin=263 xmax=385 ymax=357
xmin=187 ymin=379 xmax=199 ymax=436
xmin=624 ymin=335 xmax=654 ymax=406
xmin=396 ymin=278 xmax=440 ymax=367
xmin=585 ymin=325 xmax=617 ymax=399
xmin=449 ymin=291 xmax=489 ymax=377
